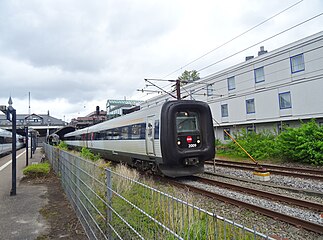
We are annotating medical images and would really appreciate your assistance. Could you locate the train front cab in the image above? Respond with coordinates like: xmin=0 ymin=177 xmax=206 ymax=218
xmin=159 ymin=100 xmax=215 ymax=177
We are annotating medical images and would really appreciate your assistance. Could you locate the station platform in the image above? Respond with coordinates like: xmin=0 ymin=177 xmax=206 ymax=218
xmin=0 ymin=148 xmax=48 ymax=239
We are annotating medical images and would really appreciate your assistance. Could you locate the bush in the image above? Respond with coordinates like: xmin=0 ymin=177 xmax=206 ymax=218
xmin=23 ymin=162 xmax=51 ymax=178
xmin=226 ymin=129 xmax=278 ymax=159
xmin=58 ymin=141 xmax=68 ymax=150
xmin=80 ymin=147 xmax=101 ymax=162
xmin=276 ymin=120 xmax=323 ymax=165
xmin=219 ymin=120 xmax=323 ymax=166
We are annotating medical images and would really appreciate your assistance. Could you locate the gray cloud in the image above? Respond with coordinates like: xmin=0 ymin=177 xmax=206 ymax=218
xmin=0 ymin=0 xmax=177 ymax=73
xmin=0 ymin=0 xmax=322 ymax=121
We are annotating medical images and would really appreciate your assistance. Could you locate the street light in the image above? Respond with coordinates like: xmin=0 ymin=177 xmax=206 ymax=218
xmin=0 ymin=97 xmax=17 ymax=196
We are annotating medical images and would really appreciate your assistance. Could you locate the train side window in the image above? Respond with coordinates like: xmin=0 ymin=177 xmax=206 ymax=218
xmin=5 ymin=137 xmax=12 ymax=144
xmin=87 ymin=133 xmax=92 ymax=140
xmin=111 ymin=128 xmax=120 ymax=140
xmin=121 ymin=127 xmax=129 ymax=139
xmin=131 ymin=124 xmax=141 ymax=139
xmin=140 ymin=123 xmax=146 ymax=139
xmin=154 ymin=120 xmax=159 ymax=139
xmin=106 ymin=130 xmax=112 ymax=140
xmin=94 ymin=131 xmax=105 ymax=140
xmin=147 ymin=123 xmax=153 ymax=137
xmin=0 ymin=136 xmax=4 ymax=144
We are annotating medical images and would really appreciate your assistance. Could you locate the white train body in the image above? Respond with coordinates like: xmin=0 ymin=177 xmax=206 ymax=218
xmin=0 ymin=128 xmax=24 ymax=156
xmin=64 ymin=100 xmax=215 ymax=177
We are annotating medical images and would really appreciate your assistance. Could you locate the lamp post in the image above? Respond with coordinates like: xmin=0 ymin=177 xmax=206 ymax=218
xmin=0 ymin=97 xmax=17 ymax=196
xmin=24 ymin=126 xmax=28 ymax=166
xmin=30 ymin=129 xmax=33 ymax=159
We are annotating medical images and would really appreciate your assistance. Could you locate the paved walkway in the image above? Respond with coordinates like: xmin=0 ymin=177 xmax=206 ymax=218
xmin=0 ymin=148 xmax=48 ymax=240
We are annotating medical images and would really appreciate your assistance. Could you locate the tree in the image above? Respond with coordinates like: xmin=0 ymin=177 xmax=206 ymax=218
xmin=178 ymin=70 xmax=200 ymax=84
xmin=172 ymin=70 xmax=200 ymax=92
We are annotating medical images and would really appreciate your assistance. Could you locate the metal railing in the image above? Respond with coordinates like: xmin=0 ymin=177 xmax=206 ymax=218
xmin=44 ymin=143 xmax=273 ymax=240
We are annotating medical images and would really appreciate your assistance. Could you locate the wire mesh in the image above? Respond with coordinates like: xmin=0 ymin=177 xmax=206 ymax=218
xmin=44 ymin=143 xmax=274 ymax=240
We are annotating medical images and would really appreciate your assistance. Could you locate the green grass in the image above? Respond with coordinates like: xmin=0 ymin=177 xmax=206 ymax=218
xmin=23 ymin=162 xmax=51 ymax=178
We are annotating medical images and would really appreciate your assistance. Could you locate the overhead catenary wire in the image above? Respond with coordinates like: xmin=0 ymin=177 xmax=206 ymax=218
xmin=139 ymin=4 xmax=322 ymax=102
xmin=163 ymin=0 xmax=305 ymax=79
xmin=197 ymin=12 xmax=323 ymax=72
xmin=155 ymin=2 xmax=315 ymax=95
xmin=184 ymin=44 xmax=323 ymax=99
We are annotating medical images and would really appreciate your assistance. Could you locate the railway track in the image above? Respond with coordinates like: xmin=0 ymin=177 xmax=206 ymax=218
xmin=167 ymin=177 xmax=323 ymax=235
xmin=194 ymin=176 xmax=323 ymax=211
xmin=204 ymin=171 xmax=323 ymax=198
xmin=205 ymin=159 xmax=323 ymax=180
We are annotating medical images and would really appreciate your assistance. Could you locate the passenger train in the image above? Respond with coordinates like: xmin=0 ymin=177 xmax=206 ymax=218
xmin=64 ymin=100 xmax=215 ymax=177
xmin=0 ymin=128 xmax=24 ymax=156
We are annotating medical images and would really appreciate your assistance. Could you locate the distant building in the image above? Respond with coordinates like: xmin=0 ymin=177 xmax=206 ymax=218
xmin=70 ymin=106 xmax=107 ymax=129
xmin=0 ymin=112 xmax=67 ymax=144
xmin=106 ymin=99 xmax=143 ymax=119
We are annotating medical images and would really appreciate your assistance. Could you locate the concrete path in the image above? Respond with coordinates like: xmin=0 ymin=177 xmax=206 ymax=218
xmin=0 ymin=148 xmax=48 ymax=240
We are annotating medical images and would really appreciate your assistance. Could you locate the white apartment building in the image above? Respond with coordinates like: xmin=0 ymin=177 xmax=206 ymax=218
xmin=143 ymin=31 xmax=323 ymax=141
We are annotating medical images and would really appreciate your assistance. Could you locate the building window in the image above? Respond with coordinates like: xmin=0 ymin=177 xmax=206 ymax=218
xmin=246 ymin=99 xmax=255 ymax=114
xmin=227 ymin=76 xmax=235 ymax=91
xmin=279 ymin=92 xmax=292 ymax=109
xmin=221 ymin=104 xmax=228 ymax=117
xmin=223 ymin=128 xmax=230 ymax=140
xmin=254 ymin=67 xmax=265 ymax=83
xmin=246 ymin=125 xmax=256 ymax=133
xmin=290 ymin=54 xmax=305 ymax=73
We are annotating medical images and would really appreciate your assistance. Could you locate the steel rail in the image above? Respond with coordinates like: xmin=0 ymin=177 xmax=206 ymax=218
xmin=208 ymin=159 xmax=323 ymax=175
xmin=204 ymin=171 xmax=323 ymax=198
xmin=168 ymin=179 xmax=323 ymax=235
xmin=205 ymin=161 xmax=323 ymax=180
xmin=194 ymin=176 xmax=323 ymax=212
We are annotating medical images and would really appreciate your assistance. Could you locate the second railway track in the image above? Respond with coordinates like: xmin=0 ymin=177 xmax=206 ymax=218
xmin=167 ymin=177 xmax=323 ymax=235
xmin=205 ymin=159 xmax=323 ymax=180
xmin=193 ymin=176 xmax=323 ymax=212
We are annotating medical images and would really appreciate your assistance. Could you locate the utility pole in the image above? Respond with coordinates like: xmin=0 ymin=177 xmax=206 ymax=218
xmin=176 ymin=79 xmax=181 ymax=100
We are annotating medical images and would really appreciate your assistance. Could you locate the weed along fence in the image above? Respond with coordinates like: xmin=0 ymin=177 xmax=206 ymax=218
xmin=43 ymin=143 xmax=273 ymax=240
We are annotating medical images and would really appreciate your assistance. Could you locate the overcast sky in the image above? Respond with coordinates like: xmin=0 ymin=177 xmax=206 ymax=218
xmin=0 ymin=0 xmax=322 ymax=122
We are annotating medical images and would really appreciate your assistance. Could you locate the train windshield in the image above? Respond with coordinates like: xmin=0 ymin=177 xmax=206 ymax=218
xmin=176 ymin=111 xmax=200 ymax=133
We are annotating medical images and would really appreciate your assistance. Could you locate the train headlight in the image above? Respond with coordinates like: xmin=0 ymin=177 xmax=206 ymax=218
xmin=197 ymin=139 xmax=200 ymax=144
xmin=177 ymin=141 xmax=181 ymax=145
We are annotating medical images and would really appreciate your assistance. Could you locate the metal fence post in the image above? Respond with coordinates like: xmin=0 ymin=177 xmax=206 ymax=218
xmin=106 ymin=168 xmax=112 ymax=239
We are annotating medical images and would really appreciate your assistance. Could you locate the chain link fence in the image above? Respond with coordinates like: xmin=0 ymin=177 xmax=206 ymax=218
xmin=44 ymin=143 xmax=273 ymax=240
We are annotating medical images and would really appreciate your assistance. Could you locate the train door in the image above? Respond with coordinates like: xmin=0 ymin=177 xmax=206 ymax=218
xmin=145 ymin=116 xmax=155 ymax=156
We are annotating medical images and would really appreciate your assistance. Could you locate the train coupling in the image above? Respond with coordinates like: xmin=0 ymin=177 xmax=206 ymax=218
xmin=184 ymin=157 xmax=199 ymax=166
